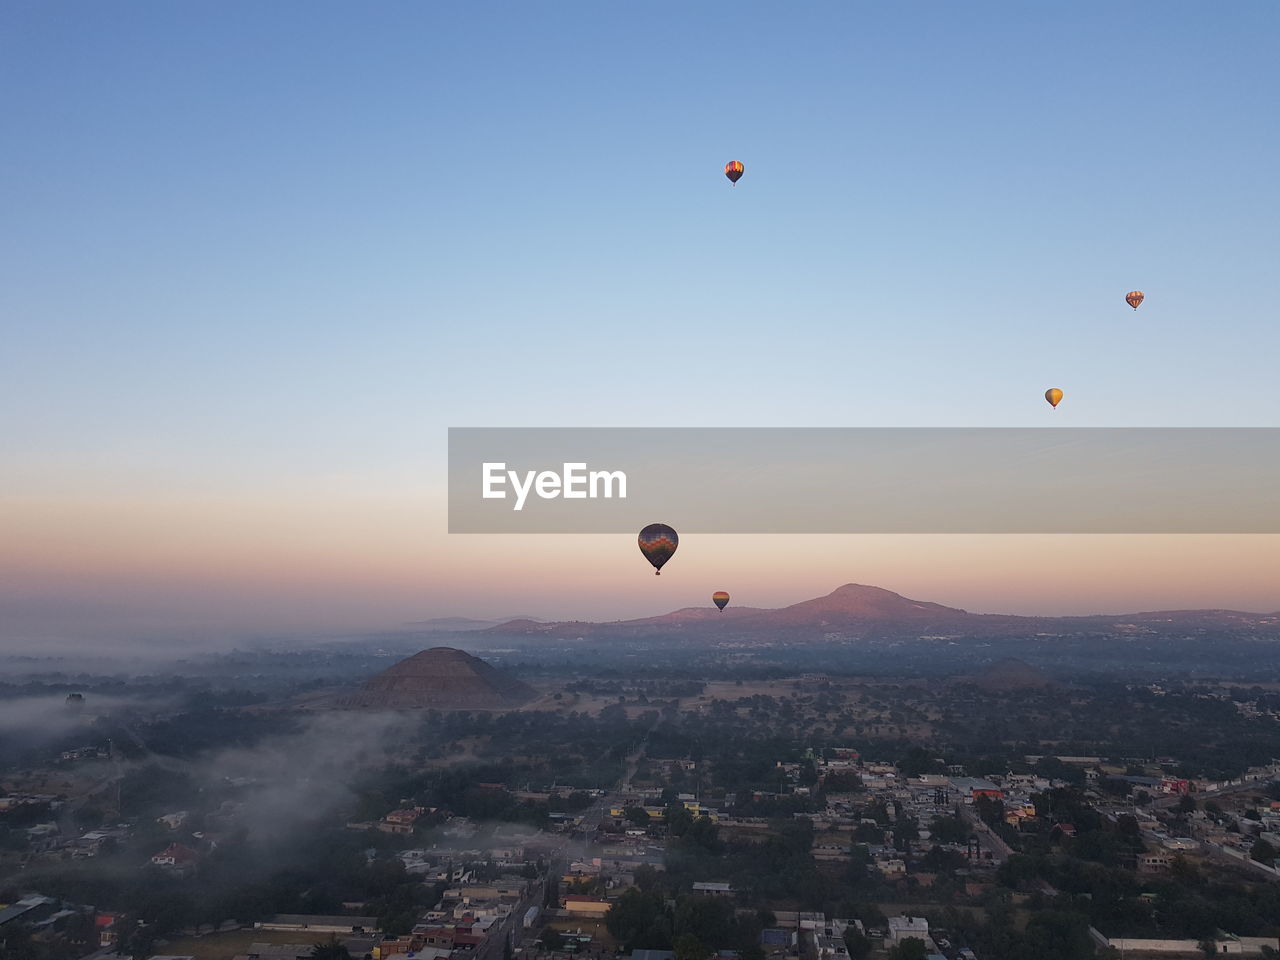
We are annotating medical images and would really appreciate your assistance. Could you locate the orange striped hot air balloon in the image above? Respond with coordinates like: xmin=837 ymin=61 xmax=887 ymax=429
xmin=637 ymin=523 xmax=678 ymax=575
xmin=724 ymin=160 xmax=744 ymax=184
xmin=712 ymin=591 xmax=730 ymax=612
xmin=1045 ymin=388 xmax=1063 ymax=409
xmin=1126 ymin=290 xmax=1145 ymax=310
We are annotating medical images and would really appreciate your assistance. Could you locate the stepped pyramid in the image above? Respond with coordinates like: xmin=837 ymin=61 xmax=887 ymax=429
xmin=342 ymin=647 xmax=535 ymax=710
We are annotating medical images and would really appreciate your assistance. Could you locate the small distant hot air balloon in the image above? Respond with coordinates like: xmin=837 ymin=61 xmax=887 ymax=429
xmin=1126 ymin=290 xmax=1145 ymax=310
xmin=724 ymin=160 xmax=744 ymax=184
xmin=712 ymin=591 xmax=730 ymax=612
xmin=638 ymin=523 xmax=678 ymax=575
xmin=1045 ymin=388 xmax=1064 ymax=409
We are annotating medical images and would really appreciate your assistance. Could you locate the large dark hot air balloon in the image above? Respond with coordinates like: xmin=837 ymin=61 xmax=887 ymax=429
xmin=724 ymin=161 xmax=744 ymax=184
xmin=712 ymin=591 xmax=730 ymax=612
xmin=1126 ymin=290 xmax=1145 ymax=310
xmin=637 ymin=523 xmax=678 ymax=575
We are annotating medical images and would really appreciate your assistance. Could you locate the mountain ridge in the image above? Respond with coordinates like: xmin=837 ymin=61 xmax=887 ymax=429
xmin=476 ymin=583 xmax=1280 ymax=643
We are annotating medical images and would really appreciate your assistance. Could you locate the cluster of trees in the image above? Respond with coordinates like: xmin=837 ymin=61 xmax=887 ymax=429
xmin=966 ymin=906 xmax=1095 ymax=960
xmin=932 ymin=682 xmax=1280 ymax=782
xmin=0 ymin=914 xmax=97 ymax=960
xmin=997 ymin=849 xmax=1280 ymax=940
xmin=821 ymin=770 xmax=863 ymax=793
xmin=606 ymin=889 xmax=768 ymax=960
xmin=421 ymin=709 xmax=641 ymax=788
xmin=35 ymin=828 xmax=440 ymax=941
xmin=986 ymin=787 xmax=1154 ymax=867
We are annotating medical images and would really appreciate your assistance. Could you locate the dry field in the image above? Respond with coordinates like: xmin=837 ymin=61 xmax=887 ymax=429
xmin=155 ymin=927 xmax=337 ymax=960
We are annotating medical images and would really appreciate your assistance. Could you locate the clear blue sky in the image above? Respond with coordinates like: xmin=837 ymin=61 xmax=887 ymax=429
xmin=2 ymin=3 xmax=1278 ymax=643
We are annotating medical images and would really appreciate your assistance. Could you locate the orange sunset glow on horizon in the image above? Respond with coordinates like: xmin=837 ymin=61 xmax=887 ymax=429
xmin=3 ymin=487 xmax=1277 ymax=646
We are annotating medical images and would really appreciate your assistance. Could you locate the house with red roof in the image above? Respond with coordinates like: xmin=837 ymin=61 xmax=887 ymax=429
xmin=151 ymin=842 xmax=200 ymax=872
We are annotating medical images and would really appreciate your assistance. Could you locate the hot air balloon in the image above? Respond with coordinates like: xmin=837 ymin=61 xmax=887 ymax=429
xmin=712 ymin=591 xmax=730 ymax=612
xmin=1126 ymin=290 xmax=1145 ymax=310
xmin=724 ymin=161 xmax=744 ymax=184
xmin=1045 ymin=388 xmax=1063 ymax=409
xmin=638 ymin=523 xmax=678 ymax=575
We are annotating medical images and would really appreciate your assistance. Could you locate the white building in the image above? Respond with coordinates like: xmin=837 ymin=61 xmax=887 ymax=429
xmin=888 ymin=917 xmax=930 ymax=945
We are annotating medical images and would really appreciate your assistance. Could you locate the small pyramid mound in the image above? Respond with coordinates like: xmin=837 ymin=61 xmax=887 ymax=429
xmin=344 ymin=647 xmax=535 ymax=710
xmin=972 ymin=657 xmax=1054 ymax=691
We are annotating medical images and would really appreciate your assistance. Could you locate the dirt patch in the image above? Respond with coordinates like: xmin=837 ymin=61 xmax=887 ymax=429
xmin=155 ymin=927 xmax=339 ymax=960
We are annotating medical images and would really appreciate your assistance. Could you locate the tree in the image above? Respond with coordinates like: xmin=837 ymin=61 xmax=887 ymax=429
xmin=380 ymin=909 xmax=417 ymax=937
xmin=606 ymin=888 xmax=670 ymax=950
xmin=1170 ymin=854 xmax=1201 ymax=883
xmin=115 ymin=919 xmax=156 ymax=960
xmin=889 ymin=937 xmax=928 ymax=960
xmin=929 ymin=814 xmax=969 ymax=844
xmin=675 ymin=896 xmax=735 ymax=950
xmin=1251 ymin=837 xmax=1277 ymax=865
xmin=666 ymin=803 xmax=695 ymax=835
xmin=634 ymin=864 xmax=661 ymax=892
xmin=852 ymin=822 xmax=884 ymax=844
xmin=822 ymin=771 xmax=863 ymax=793
xmin=674 ymin=934 xmax=710 ymax=960
xmin=843 ymin=927 xmax=872 ymax=960
xmin=685 ymin=814 xmax=722 ymax=853
xmin=0 ymin=927 xmax=37 ymax=960
xmin=997 ymin=853 xmax=1040 ymax=889
xmin=1023 ymin=910 xmax=1095 ymax=960
xmin=923 ymin=845 xmax=968 ymax=873
xmin=542 ymin=928 xmax=567 ymax=952
xmin=311 ymin=939 xmax=354 ymax=960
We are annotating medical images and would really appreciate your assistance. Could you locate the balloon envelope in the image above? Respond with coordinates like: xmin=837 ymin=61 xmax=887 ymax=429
xmin=638 ymin=523 xmax=679 ymax=575
xmin=1045 ymin=388 xmax=1063 ymax=408
xmin=1126 ymin=290 xmax=1145 ymax=310
xmin=724 ymin=160 xmax=744 ymax=184
xmin=712 ymin=591 xmax=730 ymax=611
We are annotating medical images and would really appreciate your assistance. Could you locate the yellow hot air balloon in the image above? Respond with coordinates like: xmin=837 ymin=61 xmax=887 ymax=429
xmin=1045 ymin=388 xmax=1063 ymax=409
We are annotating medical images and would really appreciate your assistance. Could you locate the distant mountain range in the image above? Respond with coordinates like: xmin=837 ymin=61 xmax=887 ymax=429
xmin=475 ymin=583 xmax=1280 ymax=643
xmin=403 ymin=616 xmax=544 ymax=632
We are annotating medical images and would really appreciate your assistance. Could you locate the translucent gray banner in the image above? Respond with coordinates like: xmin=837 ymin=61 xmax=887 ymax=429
xmin=448 ymin=428 xmax=1280 ymax=533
